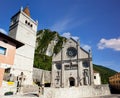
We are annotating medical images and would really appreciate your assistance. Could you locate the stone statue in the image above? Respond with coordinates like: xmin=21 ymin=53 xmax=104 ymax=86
xmin=16 ymin=72 xmax=26 ymax=94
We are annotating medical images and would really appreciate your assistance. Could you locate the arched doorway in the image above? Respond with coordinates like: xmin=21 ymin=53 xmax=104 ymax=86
xmin=69 ymin=77 xmax=75 ymax=86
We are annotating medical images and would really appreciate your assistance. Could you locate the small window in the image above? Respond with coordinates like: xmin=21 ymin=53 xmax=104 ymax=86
xmin=0 ymin=46 xmax=6 ymax=55
xmin=5 ymin=68 xmax=11 ymax=73
xmin=30 ymin=24 xmax=33 ymax=27
xmin=94 ymin=76 xmax=96 ymax=79
xmin=25 ymin=20 xmax=27 ymax=24
xmin=28 ymin=22 xmax=30 ymax=25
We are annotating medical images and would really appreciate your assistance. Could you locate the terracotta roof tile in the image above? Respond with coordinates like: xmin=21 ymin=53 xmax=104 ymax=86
xmin=23 ymin=6 xmax=30 ymax=17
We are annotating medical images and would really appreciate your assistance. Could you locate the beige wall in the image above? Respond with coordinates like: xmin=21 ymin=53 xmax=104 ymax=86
xmin=109 ymin=73 xmax=120 ymax=90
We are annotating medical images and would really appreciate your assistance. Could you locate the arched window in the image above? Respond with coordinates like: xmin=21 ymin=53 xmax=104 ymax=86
xmin=30 ymin=24 xmax=33 ymax=27
xmin=56 ymin=63 xmax=61 ymax=70
xmin=82 ymin=61 xmax=89 ymax=68
xmin=25 ymin=20 xmax=27 ymax=24
xmin=28 ymin=22 xmax=30 ymax=25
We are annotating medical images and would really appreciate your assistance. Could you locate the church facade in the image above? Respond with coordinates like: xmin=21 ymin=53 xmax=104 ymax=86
xmin=51 ymin=38 xmax=94 ymax=87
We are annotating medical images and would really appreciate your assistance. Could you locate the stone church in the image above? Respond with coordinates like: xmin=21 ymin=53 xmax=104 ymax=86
xmin=51 ymin=38 xmax=94 ymax=87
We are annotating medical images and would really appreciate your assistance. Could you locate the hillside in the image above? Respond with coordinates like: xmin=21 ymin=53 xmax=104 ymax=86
xmin=34 ymin=29 xmax=66 ymax=70
xmin=34 ymin=29 xmax=117 ymax=84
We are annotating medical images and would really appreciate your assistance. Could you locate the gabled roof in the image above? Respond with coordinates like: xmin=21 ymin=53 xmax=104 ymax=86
xmin=0 ymin=32 xmax=24 ymax=48
xmin=80 ymin=47 xmax=89 ymax=54
xmin=68 ymin=38 xmax=89 ymax=55
xmin=69 ymin=37 xmax=78 ymax=44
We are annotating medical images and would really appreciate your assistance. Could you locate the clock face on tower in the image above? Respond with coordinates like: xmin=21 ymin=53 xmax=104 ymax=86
xmin=66 ymin=47 xmax=77 ymax=57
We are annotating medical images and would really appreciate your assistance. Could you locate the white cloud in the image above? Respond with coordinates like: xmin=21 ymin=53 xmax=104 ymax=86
xmin=98 ymin=38 xmax=120 ymax=51
xmin=81 ymin=44 xmax=91 ymax=51
xmin=51 ymin=15 xmax=89 ymax=33
xmin=51 ymin=18 xmax=73 ymax=33
xmin=0 ymin=28 xmax=7 ymax=34
xmin=61 ymin=32 xmax=79 ymax=41
xmin=61 ymin=32 xmax=71 ymax=38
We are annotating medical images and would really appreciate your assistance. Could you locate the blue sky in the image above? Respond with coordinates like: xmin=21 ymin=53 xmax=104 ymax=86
xmin=0 ymin=0 xmax=120 ymax=71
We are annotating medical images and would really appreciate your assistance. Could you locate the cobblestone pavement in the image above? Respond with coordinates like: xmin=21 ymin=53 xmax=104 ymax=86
xmin=1 ymin=94 xmax=120 ymax=98
xmin=86 ymin=94 xmax=120 ymax=98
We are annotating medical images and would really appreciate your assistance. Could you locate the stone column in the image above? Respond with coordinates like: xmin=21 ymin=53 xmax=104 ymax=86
xmin=61 ymin=63 xmax=64 ymax=87
xmin=61 ymin=46 xmax=64 ymax=88
xmin=89 ymin=50 xmax=94 ymax=85
xmin=77 ymin=61 xmax=80 ymax=86
xmin=51 ymin=63 xmax=55 ymax=87
xmin=79 ymin=61 xmax=83 ymax=86
xmin=89 ymin=60 xmax=94 ymax=85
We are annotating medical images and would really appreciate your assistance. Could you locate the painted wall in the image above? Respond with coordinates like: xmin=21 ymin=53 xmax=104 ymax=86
xmin=0 ymin=37 xmax=17 ymax=87
xmin=0 ymin=68 xmax=4 ymax=87
xmin=0 ymin=37 xmax=16 ymax=65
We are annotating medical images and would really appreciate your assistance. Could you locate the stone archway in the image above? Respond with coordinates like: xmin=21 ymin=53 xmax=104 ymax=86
xmin=69 ymin=77 xmax=75 ymax=87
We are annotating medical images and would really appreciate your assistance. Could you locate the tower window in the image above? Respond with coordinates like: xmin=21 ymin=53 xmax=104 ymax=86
xmin=30 ymin=24 xmax=33 ymax=27
xmin=28 ymin=22 xmax=30 ymax=25
xmin=0 ymin=46 xmax=6 ymax=55
xmin=25 ymin=20 xmax=33 ymax=28
xmin=25 ymin=20 xmax=27 ymax=24
xmin=94 ymin=76 xmax=96 ymax=79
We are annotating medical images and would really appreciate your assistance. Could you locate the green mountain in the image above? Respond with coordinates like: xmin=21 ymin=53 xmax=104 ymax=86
xmin=34 ymin=29 xmax=117 ymax=84
xmin=34 ymin=29 xmax=66 ymax=70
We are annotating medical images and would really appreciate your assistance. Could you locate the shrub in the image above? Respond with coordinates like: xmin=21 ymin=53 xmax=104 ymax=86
xmin=4 ymin=91 xmax=13 ymax=96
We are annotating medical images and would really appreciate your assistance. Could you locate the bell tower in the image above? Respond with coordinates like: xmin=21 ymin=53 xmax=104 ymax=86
xmin=9 ymin=6 xmax=38 ymax=85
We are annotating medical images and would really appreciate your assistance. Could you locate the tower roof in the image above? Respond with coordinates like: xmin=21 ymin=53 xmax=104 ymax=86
xmin=23 ymin=6 xmax=30 ymax=17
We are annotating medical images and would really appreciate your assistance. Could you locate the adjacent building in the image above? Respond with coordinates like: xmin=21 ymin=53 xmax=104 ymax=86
xmin=0 ymin=32 xmax=24 ymax=87
xmin=94 ymin=70 xmax=101 ymax=85
xmin=109 ymin=72 xmax=120 ymax=91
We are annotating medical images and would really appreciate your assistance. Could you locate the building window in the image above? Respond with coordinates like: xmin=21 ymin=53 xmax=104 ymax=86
xmin=94 ymin=76 xmax=96 ymax=79
xmin=56 ymin=63 xmax=61 ymax=70
xmin=82 ymin=61 xmax=89 ymax=68
xmin=0 ymin=46 xmax=6 ymax=55
xmin=28 ymin=22 xmax=30 ymax=25
xmin=30 ymin=24 xmax=33 ymax=27
xmin=25 ymin=20 xmax=27 ymax=24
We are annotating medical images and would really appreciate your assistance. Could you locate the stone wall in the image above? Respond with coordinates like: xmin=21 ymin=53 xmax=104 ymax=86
xmin=43 ymin=84 xmax=111 ymax=98
xmin=33 ymin=68 xmax=51 ymax=83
